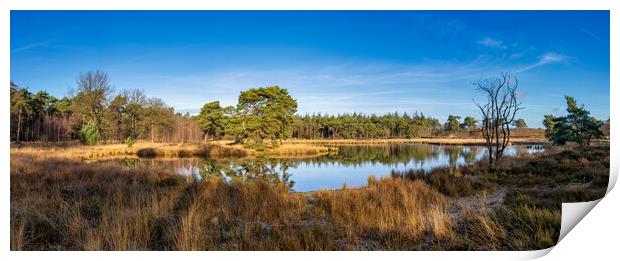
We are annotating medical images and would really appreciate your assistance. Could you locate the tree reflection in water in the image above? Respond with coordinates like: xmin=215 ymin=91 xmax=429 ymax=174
xmin=113 ymin=143 xmax=541 ymax=192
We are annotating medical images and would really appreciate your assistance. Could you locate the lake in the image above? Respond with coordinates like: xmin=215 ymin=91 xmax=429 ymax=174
xmin=117 ymin=143 xmax=544 ymax=192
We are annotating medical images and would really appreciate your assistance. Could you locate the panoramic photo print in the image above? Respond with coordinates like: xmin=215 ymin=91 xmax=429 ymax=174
xmin=10 ymin=10 xmax=610 ymax=251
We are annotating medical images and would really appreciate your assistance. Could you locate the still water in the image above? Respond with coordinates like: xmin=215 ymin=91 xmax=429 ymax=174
xmin=119 ymin=143 xmax=543 ymax=192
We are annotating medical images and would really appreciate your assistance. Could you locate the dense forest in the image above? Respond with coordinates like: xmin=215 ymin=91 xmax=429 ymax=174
xmin=10 ymin=71 xmax=202 ymax=143
xmin=291 ymin=113 xmax=447 ymax=139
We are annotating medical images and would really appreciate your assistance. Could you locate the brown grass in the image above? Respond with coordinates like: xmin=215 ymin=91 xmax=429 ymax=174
xmin=10 ymin=142 xmax=607 ymax=251
xmin=286 ymin=137 xmax=547 ymax=146
xmin=10 ymin=154 xmax=455 ymax=250
xmin=10 ymin=141 xmax=335 ymax=161
xmin=310 ymin=177 xmax=455 ymax=249
xmin=10 ymin=135 xmax=547 ymax=161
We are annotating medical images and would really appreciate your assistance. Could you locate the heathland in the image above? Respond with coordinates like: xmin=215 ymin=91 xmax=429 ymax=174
xmin=10 ymin=141 xmax=609 ymax=250
xmin=10 ymin=71 xmax=610 ymax=250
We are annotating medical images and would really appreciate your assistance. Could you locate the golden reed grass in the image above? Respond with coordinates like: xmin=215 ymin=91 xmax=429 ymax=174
xmin=10 ymin=141 xmax=335 ymax=161
xmin=11 ymin=140 xmax=586 ymax=250
xmin=285 ymin=137 xmax=547 ymax=146
xmin=11 ymin=153 xmax=463 ymax=250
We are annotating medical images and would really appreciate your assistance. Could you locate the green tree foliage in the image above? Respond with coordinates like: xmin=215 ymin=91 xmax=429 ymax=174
xmin=10 ymin=73 xmax=203 ymax=143
xmin=549 ymin=96 xmax=603 ymax=146
xmin=123 ymin=89 xmax=147 ymax=138
xmin=197 ymin=101 xmax=225 ymax=140
xmin=601 ymin=119 xmax=610 ymax=139
xmin=10 ymin=83 xmax=72 ymax=142
xmin=543 ymin=114 xmax=556 ymax=138
xmin=513 ymin=118 xmax=527 ymax=128
xmin=79 ymin=121 xmax=101 ymax=145
xmin=10 ymin=83 xmax=31 ymax=142
xmin=103 ymin=94 xmax=128 ymax=141
xmin=142 ymin=98 xmax=175 ymax=143
xmin=236 ymin=86 xmax=298 ymax=148
xmin=72 ymin=70 xmax=112 ymax=125
xmin=124 ymin=136 xmax=135 ymax=147
xmin=444 ymin=115 xmax=461 ymax=132
xmin=460 ymin=116 xmax=478 ymax=130
xmin=290 ymin=112 xmax=441 ymax=139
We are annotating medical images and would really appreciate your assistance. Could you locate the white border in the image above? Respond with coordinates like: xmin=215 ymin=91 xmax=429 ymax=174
xmin=2 ymin=1 xmax=617 ymax=260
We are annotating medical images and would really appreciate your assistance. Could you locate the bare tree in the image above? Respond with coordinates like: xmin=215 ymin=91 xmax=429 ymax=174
xmin=473 ymin=72 xmax=524 ymax=169
xmin=73 ymin=70 xmax=113 ymax=124
xmin=121 ymin=89 xmax=146 ymax=138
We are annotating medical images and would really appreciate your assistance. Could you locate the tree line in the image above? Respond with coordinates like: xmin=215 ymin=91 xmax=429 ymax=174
xmin=196 ymin=101 xmax=517 ymax=141
xmin=10 ymin=71 xmax=202 ymax=143
xmin=290 ymin=113 xmax=443 ymax=139
xmin=10 ymin=70 xmax=528 ymax=146
xmin=12 ymin=70 xmax=607 ymax=150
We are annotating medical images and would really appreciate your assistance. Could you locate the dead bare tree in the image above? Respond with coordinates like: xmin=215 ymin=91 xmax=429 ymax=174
xmin=473 ymin=72 xmax=524 ymax=169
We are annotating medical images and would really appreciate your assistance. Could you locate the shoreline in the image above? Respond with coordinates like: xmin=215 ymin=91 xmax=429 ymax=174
xmin=284 ymin=137 xmax=548 ymax=146
xmin=10 ymin=137 xmax=547 ymax=161
xmin=9 ymin=142 xmax=337 ymax=161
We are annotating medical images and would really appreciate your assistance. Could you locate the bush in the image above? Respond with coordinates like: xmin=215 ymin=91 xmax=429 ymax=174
xmin=79 ymin=122 xmax=100 ymax=145
xmin=124 ymin=136 xmax=135 ymax=148
xmin=390 ymin=168 xmax=493 ymax=197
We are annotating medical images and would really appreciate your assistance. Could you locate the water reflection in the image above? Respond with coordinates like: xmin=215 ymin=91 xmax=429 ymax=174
xmin=117 ymin=143 xmax=543 ymax=192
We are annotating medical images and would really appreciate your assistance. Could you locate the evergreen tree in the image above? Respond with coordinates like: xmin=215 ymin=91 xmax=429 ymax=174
xmin=197 ymin=101 xmax=225 ymax=141
xmin=543 ymin=114 xmax=556 ymax=138
xmin=236 ymin=86 xmax=297 ymax=148
xmin=513 ymin=118 xmax=527 ymax=128
xmin=79 ymin=121 xmax=101 ymax=145
xmin=444 ymin=115 xmax=461 ymax=132
xmin=461 ymin=116 xmax=478 ymax=129
xmin=549 ymin=96 xmax=603 ymax=146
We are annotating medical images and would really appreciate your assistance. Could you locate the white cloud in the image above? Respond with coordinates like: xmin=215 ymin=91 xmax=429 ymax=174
xmin=477 ymin=37 xmax=507 ymax=49
xmin=11 ymin=39 xmax=54 ymax=53
xmin=515 ymin=52 xmax=570 ymax=73
xmin=123 ymin=60 xmax=495 ymax=115
xmin=539 ymin=52 xmax=569 ymax=64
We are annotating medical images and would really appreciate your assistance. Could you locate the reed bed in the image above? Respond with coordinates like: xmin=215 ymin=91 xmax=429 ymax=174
xmin=10 ymin=143 xmax=608 ymax=251
xmin=10 ymin=154 xmax=454 ymax=250
xmin=10 ymin=141 xmax=335 ymax=161
xmin=286 ymin=137 xmax=547 ymax=146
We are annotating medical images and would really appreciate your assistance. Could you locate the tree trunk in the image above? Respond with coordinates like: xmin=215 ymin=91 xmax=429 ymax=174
xmin=16 ymin=108 xmax=22 ymax=142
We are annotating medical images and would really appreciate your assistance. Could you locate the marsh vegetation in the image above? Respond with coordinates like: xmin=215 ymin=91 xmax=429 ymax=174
xmin=10 ymin=142 xmax=608 ymax=250
xmin=10 ymin=71 xmax=610 ymax=251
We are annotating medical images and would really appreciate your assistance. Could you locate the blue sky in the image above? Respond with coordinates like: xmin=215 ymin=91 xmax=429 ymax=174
xmin=10 ymin=11 xmax=609 ymax=127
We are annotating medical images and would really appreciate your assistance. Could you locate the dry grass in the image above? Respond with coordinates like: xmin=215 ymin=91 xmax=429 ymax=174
xmin=265 ymin=143 xmax=337 ymax=156
xmin=10 ymin=141 xmax=335 ymax=161
xmin=310 ymin=177 xmax=455 ymax=249
xmin=457 ymin=204 xmax=560 ymax=250
xmin=286 ymin=137 xmax=547 ymax=146
xmin=10 ymin=154 xmax=456 ymax=250
xmin=10 ymin=141 xmax=607 ymax=251
xmin=10 ymin=136 xmax=547 ymax=161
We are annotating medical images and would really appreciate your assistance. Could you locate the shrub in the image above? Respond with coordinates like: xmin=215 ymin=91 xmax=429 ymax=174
xmin=124 ymin=136 xmax=135 ymax=148
xmin=391 ymin=168 xmax=493 ymax=197
xmin=79 ymin=122 xmax=100 ymax=145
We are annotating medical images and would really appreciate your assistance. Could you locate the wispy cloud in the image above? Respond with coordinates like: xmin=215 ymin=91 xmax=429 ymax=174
xmin=11 ymin=39 xmax=54 ymax=53
xmin=577 ymin=26 xmax=607 ymax=44
xmin=510 ymin=53 xmax=525 ymax=59
xmin=515 ymin=52 xmax=570 ymax=73
xmin=120 ymin=59 xmax=496 ymax=115
xmin=477 ymin=37 xmax=507 ymax=49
